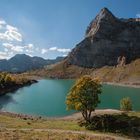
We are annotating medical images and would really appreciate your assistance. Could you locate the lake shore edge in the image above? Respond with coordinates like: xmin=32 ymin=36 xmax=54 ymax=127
xmin=37 ymin=76 xmax=140 ymax=88
xmin=38 ymin=77 xmax=140 ymax=88
xmin=102 ymin=82 xmax=140 ymax=88
xmin=0 ymin=109 xmax=123 ymax=121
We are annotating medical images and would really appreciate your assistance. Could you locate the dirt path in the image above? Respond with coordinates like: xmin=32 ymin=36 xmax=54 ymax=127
xmin=3 ymin=128 xmax=132 ymax=140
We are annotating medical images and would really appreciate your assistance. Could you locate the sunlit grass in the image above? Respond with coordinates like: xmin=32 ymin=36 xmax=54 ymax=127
xmin=0 ymin=114 xmax=85 ymax=131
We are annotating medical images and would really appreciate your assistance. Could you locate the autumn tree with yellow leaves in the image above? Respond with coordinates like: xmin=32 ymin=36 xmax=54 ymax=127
xmin=66 ymin=76 xmax=102 ymax=122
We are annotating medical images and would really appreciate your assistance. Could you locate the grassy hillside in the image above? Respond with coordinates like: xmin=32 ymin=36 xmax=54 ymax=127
xmin=26 ymin=60 xmax=94 ymax=79
xmin=27 ymin=59 xmax=140 ymax=86
xmin=0 ymin=112 xmax=139 ymax=140
xmin=91 ymin=59 xmax=140 ymax=85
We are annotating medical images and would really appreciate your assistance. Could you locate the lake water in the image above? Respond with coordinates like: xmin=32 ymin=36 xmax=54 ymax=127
xmin=0 ymin=79 xmax=140 ymax=117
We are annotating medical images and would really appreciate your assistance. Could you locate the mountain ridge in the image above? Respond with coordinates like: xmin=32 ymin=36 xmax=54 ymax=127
xmin=0 ymin=54 xmax=64 ymax=72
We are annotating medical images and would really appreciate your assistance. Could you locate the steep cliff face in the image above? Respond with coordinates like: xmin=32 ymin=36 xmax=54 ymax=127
xmin=67 ymin=8 xmax=140 ymax=68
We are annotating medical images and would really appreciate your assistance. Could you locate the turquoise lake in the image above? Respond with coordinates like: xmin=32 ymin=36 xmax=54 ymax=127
xmin=0 ymin=79 xmax=140 ymax=117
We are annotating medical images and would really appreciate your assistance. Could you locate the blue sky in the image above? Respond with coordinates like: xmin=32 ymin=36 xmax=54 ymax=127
xmin=0 ymin=0 xmax=139 ymax=59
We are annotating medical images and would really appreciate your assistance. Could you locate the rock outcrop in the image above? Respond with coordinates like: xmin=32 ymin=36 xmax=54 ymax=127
xmin=117 ymin=56 xmax=126 ymax=67
xmin=67 ymin=8 xmax=140 ymax=68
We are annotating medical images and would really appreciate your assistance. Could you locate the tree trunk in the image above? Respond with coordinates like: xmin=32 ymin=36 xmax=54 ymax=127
xmin=81 ymin=110 xmax=92 ymax=123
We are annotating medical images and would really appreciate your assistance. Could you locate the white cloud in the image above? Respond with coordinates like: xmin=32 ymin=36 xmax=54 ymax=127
xmin=25 ymin=53 xmax=33 ymax=57
xmin=57 ymin=48 xmax=71 ymax=53
xmin=4 ymin=48 xmax=8 ymax=52
xmin=49 ymin=47 xmax=57 ymax=51
xmin=8 ymin=51 xmax=14 ymax=56
xmin=3 ymin=42 xmax=35 ymax=54
xmin=0 ymin=19 xmax=6 ymax=29
xmin=0 ymin=28 xmax=22 ymax=42
xmin=6 ymin=25 xmax=18 ymax=31
xmin=2 ymin=43 xmax=24 ymax=52
xmin=0 ymin=55 xmax=7 ymax=59
xmin=41 ymin=48 xmax=48 ymax=54
xmin=0 ymin=51 xmax=8 ymax=59
xmin=25 ymin=49 xmax=31 ymax=53
xmin=0 ymin=19 xmax=6 ymax=25
xmin=0 ymin=18 xmax=71 ymax=59
xmin=24 ymin=43 xmax=34 ymax=53
xmin=5 ymin=24 xmax=22 ymax=42
xmin=35 ymin=47 xmax=39 ymax=51
xmin=0 ymin=18 xmax=35 ymax=59
xmin=0 ymin=19 xmax=22 ymax=42
xmin=3 ymin=43 xmax=35 ymax=53
xmin=0 ymin=50 xmax=14 ymax=59
xmin=49 ymin=47 xmax=71 ymax=53
xmin=2 ymin=43 xmax=14 ymax=48
xmin=25 ymin=43 xmax=34 ymax=49
xmin=136 ymin=13 xmax=140 ymax=18
xmin=6 ymin=30 xmax=22 ymax=42
xmin=11 ymin=46 xmax=24 ymax=52
xmin=62 ymin=54 xmax=67 ymax=57
xmin=0 ymin=51 xmax=7 ymax=55
xmin=0 ymin=32 xmax=13 ymax=41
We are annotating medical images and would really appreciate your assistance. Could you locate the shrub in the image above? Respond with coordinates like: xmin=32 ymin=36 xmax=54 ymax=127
xmin=120 ymin=97 xmax=132 ymax=111
xmin=79 ymin=114 xmax=140 ymax=138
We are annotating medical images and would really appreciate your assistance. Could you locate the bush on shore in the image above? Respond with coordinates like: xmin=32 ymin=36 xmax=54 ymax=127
xmin=120 ymin=97 xmax=132 ymax=111
xmin=79 ymin=113 xmax=140 ymax=138
xmin=0 ymin=72 xmax=15 ymax=89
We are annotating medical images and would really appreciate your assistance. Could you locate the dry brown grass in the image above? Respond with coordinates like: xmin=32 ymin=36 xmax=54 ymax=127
xmin=0 ymin=129 xmax=121 ymax=140
xmin=26 ymin=59 xmax=140 ymax=86
xmin=91 ymin=59 xmax=140 ymax=84
xmin=25 ymin=60 xmax=94 ymax=79
xmin=0 ymin=112 xmax=136 ymax=140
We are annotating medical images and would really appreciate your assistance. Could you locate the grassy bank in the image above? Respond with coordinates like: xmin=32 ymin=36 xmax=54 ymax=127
xmin=0 ymin=111 xmax=140 ymax=139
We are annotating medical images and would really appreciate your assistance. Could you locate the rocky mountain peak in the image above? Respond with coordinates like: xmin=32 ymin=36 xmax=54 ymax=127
xmin=97 ymin=7 xmax=115 ymax=21
xmin=67 ymin=8 xmax=140 ymax=68
xmin=85 ymin=7 xmax=117 ymax=38
xmin=100 ymin=7 xmax=114 ymax=16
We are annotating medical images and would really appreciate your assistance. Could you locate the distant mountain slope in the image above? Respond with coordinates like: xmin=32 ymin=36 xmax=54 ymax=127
xmin=0 ymin=54 xmax=64 ymax=72
xmin=67 ymin=8 xmax=140 ymax=68
xmin=25 ymin=59 xmax=93 ymax=79
xmin=32 ymin=59 xmax=140 ymax=86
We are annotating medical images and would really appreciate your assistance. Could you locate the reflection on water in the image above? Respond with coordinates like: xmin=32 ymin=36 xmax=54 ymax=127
xmin=0 ymin=80 xmax=75 ymax=117
xmin=0 ymin=94 xmax=17 ymax=110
